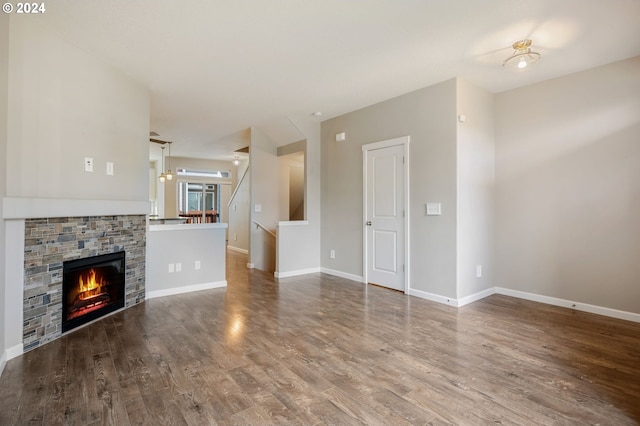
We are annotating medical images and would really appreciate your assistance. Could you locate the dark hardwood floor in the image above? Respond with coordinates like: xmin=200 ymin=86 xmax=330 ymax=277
xmin=1 ymin=249 xmax=639 ymax=425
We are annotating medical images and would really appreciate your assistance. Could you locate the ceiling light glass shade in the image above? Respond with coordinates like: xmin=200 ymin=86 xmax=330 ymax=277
xmin=158 ymin=145 xmax=169 ymax=182
xmin=503 ymin=39 xmax=540 ymax=70
xmin=165 ymin=170 xmax=173 ymax=180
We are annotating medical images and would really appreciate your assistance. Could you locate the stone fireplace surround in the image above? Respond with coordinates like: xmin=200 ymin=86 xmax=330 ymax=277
xmin=22 ymin=215 xmax=146 ymax=351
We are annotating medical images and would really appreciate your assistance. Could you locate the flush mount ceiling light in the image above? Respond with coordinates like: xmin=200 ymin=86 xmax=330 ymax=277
xmin=503 ymin=39 xmax=540 ymax=70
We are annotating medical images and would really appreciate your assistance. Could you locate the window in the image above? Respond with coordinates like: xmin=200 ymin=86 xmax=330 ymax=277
xmin=178 ymin=182 xmax=220 ymax=223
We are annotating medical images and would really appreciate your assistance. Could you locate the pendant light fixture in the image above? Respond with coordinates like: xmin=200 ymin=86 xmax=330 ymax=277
xmin=158 ymin=146 xmax=167 ymax=183
xmin=165 ymin=141 xmax=174 ymax=181
xmin=233 ymin=155 xmax=240 ymax=166
xmin=503 ymin=39 xmax=540 ymax=70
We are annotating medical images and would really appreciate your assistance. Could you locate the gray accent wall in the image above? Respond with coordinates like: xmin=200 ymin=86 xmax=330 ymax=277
xmin=495 ymin=57 xmax=640 ymax=314
xmin=321 ymin=79 xmax=459 ymax=298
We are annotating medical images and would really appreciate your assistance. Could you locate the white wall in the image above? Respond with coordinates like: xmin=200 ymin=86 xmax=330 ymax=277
xmin=290 ymin=117 xmax=322 ymax=269
xmin=495 ymin=57 xmax=640 ymax=314
xmin=249 ymin=127 xmax=279 ymax=271
xmin=274 ymin=116 xmax=321 ymax=277
xmin=456 ymin=79 xmax=495 ymax=299
xmin=276 ymin=221 xmax=313 ymax=276
xmin=321 ymin=80 xmax=458 ymax=298
xmin=146 ymin=224 xmax=227 ymax=298
xmin=6 ymin=17 xmax=149 ymax=202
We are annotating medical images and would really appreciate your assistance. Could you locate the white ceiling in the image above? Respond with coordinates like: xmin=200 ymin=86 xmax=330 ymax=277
xmin=38 ymin=0 xmax=640 ymax=160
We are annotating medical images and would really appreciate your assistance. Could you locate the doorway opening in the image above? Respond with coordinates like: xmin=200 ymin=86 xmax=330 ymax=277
xmin=277 ymin=140 xmax=306 ymax=221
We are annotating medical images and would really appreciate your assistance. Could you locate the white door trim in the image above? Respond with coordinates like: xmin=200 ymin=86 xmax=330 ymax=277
xmin=362 ymin=136 xmax=410 ymax=293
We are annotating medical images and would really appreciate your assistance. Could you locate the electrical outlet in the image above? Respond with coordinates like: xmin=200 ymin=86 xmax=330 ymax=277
xmin=176 ymin=263 xmax=182 ymax=272
xmin=330 ymin=249 xmax=335 ymax=259
xmin=84 ymin=157 xmax=94 ymax=172
xmin=195 ymin=260 xmax=201 ymax=270
xmin=168 ymin=263 xmax=175 ymax=273
xmin=106 ymin=162 xmax=114 ymax=175
xmin=476 ymin=265 xmax=482 ymax=278
xmin=234 ymin=233 xmax=238 ymax=241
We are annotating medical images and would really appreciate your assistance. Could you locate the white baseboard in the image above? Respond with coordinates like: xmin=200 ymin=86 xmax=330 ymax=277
xmin=457 ymin=287 xmax=497 ymax=307
xmin=7 ymin=343 xmax=24 ymax=359
xmin=0 ymin=351 xmax=5 ymax=377
xmin=1 ymin=343 xmax=24 ymax=376
xmin=227 ymin=246 xmax=248 ymax=254
xmin=407 ymin=285 xmax=640 ymax=323
xmin=146 ymin=281 xmax=227 ymax=300
xmin=495 ymin=287 xmax=640 ymax=323
xmin=407 ymin=288 xmax=460 ymax=306
xmin=320 ymin=267 xmax=364 ymax=283
xmin=275 ymin=267 xmax=321 ymax=279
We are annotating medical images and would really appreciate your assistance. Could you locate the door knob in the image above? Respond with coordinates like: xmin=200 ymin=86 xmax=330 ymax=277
xmin=366 ymin=221 xmax=372 ymax=226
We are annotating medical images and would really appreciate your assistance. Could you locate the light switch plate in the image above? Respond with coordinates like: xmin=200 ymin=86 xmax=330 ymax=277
xmin=106 ymin=162 xmax=114 ymax=175
xmin=254 ymin=204 xmax=262 ymax=212
xmin=426 ymin=203 xmax=441 ymax=216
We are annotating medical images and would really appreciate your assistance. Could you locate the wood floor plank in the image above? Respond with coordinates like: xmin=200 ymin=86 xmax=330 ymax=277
xmin=118 ymin=377 xmax=152 ymax=425
xmin=173 ymin=390 xmax=220 ymax=425
xmin=92 ymin=352 xmax=130 ymax=426
xmin=322 ymin=385 xmax=413 ymax=425
xmin=197 ymin=366 xmax=256 ymax=420
xmin=1 ymin=250 xmax=639 ymax=424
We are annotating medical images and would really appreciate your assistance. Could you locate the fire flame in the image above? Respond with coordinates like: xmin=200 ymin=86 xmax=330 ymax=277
xmin=77 ymin=268 xmax=106 ymax=300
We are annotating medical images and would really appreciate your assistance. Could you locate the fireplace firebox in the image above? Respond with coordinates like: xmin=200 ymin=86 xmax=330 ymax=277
xmin=62 ymin=251 xmax=126 ymax=333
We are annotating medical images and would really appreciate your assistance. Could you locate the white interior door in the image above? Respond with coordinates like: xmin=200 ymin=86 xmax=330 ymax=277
xmin=364 ymin=141 xmax=406 ymax=291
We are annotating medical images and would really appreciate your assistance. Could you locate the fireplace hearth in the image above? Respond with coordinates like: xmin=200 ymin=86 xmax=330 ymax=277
xmin=62 ymin=251 xmax=126 ymax=333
